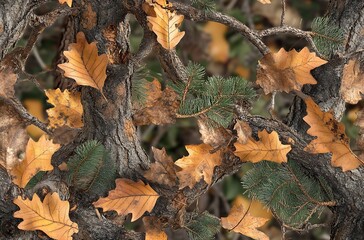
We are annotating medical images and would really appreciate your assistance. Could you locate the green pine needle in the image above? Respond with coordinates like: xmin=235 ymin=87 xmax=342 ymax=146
xmin=311 ymin=17 xmax=344 ymax=58
xmin=191 ymin=0 xmax=216 ymax=11
xmin=67 ymin=140 xmax=116 ymax=196
xmin=186 ymin=212 xmax=221 ymax=240
xmin=242 ymin=161 xmax=333 ymax=228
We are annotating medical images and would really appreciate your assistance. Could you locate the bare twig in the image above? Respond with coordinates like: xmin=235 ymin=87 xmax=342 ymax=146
xmin=281 ymin=0 xmax=286 ymax=26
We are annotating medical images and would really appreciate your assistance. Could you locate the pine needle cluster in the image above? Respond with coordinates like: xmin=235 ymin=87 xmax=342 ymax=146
xmin=170 ymin=62 xmax=256 ymax=127
xmin=242 ymin=161 xmax=333 ymax=228
xmin=311 ymin=17 xmax=344 ymax=58
xmin=186 ymin=211 xmax=221 ymax=240
xmin=191 ymin=0 xmax=216 ymax=11
xmin=67 ymin=140 xmax=116 ymax=196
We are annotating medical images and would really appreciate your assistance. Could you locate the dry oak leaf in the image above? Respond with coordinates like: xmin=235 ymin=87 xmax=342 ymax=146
xmin=0 ymin=67 xmax=17 ymax=98
xmin=14 ymin=192 xmax=78 ymax=240
xmin=144 ymin=147 xmax=178 ymax=187
xmin=234 ymin=129 xmax=291 ymax=163
xmin=174 ymin=144 xmax=222 ymax=189
xmin=304 ymin=98 xmax=364 ymax=171
xmin=58 ymin=32 xmax=108 ymax=98
xmin=257 ymin=0 xmax=271 ymax=4
xmin=340 ymin=59 xmax=364 ymax=104
xmin=146 ymin=3 xmax=185 ymax=50
xmin=93 ymin=178 xmax=160 ymax=222
xmin=11 ymin=135 xmax=60 ymax=188
xmin=133 ymin=79 xmax=178 ymax=125
xmin=143 ymin=216 xmax=167 ymax=240
xmin=203 ymin=21 xmax=229 ymax=63
xmin=59 ymin=0 xmax=72 ymax=7
xmin=45 ymin=89 xmax=83 ymax=129
xmin=257 ymin=47 xmax=327 ymax=94
xmin=198 ymin=118 xmax=232 ymax=147
xmin=234 ymin=119 xmax=252 ymax=144
xmin=221 ymin=196 xmax=269 ymax=240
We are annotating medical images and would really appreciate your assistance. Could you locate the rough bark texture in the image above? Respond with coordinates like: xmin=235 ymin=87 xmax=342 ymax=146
xmin=1 ymin=0 xmax=364 ymax=239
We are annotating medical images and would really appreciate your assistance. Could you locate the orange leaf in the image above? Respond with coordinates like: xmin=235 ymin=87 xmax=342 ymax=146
xmin=45 ymin=89 xmax=83 ymax=129
xmin=23 ymin=99 xmax=46 ymax=139
xmin=340 ymin=59 xmax=364 ymax=104
xmin=59 ymin=0 xmax=72 ymax=7
xmin=221 ymin=196 xmax=269 ymax=240
xmin=11 ymin=135 xmax=60 ymax=188
xmin=93 ymin=179 xmax=160 ymax=222
xmin=304 ymin=98 xmax=364 ymax=171
xmin=175 ymin=144 xmax=222 ymax=189
xmin=234 ymin=130 xmax=291 ymax=163
xmin=144 ymin=147 xmax=178 ymax=187
xmin=257 ymin=47 xmax=327 ymax=94
xmin=145 ymin=3 xmax=185 ymax=50
xmin=58 ymin=32 xmax=108 ymax=98
xmin=13 ymin=192 xmax=78 ymax=240
xmin=203 ymin=22 xmax=229 ymax=63
xmin=143 ymin=216 xmax=167 ymax=240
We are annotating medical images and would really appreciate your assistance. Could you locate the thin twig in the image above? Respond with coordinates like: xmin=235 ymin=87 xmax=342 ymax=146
xmin=281 ymin=0 xmax=286 ymax=26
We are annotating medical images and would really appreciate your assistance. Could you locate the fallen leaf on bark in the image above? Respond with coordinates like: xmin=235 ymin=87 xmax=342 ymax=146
xmin=14 ymin=192 xmax=78 ymax=240
xmin=0 ymin=103 xmax=28 ymax=171
xmin=11 ymin=135 xmax=60 ymax=188
xmin=221 ymin=196 xmax=269 ymax=240
xmin=59 ymin=0 xmax=72 ymax=7
xmin=175 ymin=144 xmax=222 ymax=189
xmin=58 ymin=32 xmax=108 ymax=98
xmin=143 ymin=216 xmax=167 ymax=240
xmin=304 ymin=98 xmax=364 ymax=171
xmin=144 ymin=147 xmax=178 ymax=187
xmin=340 ymin=59 xmax=364 ymax=104
xmin=257 ymin=47 xmax=327 ymax=94
xmin=0 ymin=67 xmax=17 ymax=98
xmin=145 ymin=2 xmax=185 ymax=50
xmin=198 ymin=119 xmax=232 ymax=147
xmin=46 ymin=89 xmax=83 ymax=129
xmin=234 ymin=120 xmax=252 ymax=144
xmin=133 ymin=79 xmax=178 ymax=125
xmin=234 ymin=130 xmax=291 ymax=163
xmin=93 ymin=178 xmax=160 ymax=222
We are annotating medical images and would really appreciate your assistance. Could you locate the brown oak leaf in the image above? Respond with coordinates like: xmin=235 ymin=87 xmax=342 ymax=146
xmin=340 ymin=59 xmax=364 ymax=104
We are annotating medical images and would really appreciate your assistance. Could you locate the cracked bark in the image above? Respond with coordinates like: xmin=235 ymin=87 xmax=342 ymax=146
xmin=1 ymin=0 xmax=364 ymax=239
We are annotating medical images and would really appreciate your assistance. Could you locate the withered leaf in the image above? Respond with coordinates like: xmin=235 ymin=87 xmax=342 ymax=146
xmin=11 ymin=135 xmax=60 ymax=188
xmin=234 ymin=120 xmax=252 ymax=144
xmin=340 ymin=59 xmax=364 ymax=104
xmin=133 ymin=79 xmax=178 ymax=125
xmin=175 ymin=144 xmax=222 ymax=189
xmin=58 ymin=32 xmax=108 ymax=98
xmin=257 ymin=0 xmax=271 ymax=4
xmin=93 ymin=178 xmax=160 ymax=222
xmin=221 ymin=196 xmax=269 ymax=240
xmin=234 ymin=130 xmax=291 ymax=163
xmin=198 ymin=119 xmax=232 ymax=147
xmin=59 ymin=0 xmax=72 ymax=7
xmin=257 ymin=47 xmax=327 ymax=94
xmin=0 ymin=67 xmax=17 ymax=98
xmin=144 ymin=147 xmax=178 ymax=187
xmin=143 ymin=216 xmax=167 ymax=240
xmin=45 ymin=89 xmax=83 ymax=129
xmin=304 ymin=98 xmax=364 ymax=171
xmin=14 ymin=192 xmax=78 ymax=240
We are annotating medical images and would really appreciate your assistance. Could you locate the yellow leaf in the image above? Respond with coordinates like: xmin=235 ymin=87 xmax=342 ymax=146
xmin=93 ymin=178 xmax=160 ymax=222
xmin=45 ymin=89 xmax=83 ymax=129
xmin=221 ymin=196 xmax=269 ymax=240
xmin=234 ymin=130 xmax=291 ymax=163
xmin=203 ymin=22 xmax=229 ymax=63
xmin=257 ymin=47 xmax=327 ymax=94
xmin=146 ymin=4 xmax=185 ymax=50
xmin=23 ymin=99 xmax=46 ymax=139
xmin=144 ymin=147 xmax=178 ymax=187
xmin=175 ymin=144 xmax=222 ymax=189
xmin=11 ymin=135 xmax=60 ymax=188
xmin=304 ymin=98 xmax=364 ymax=171
xmin=143 ymin=216 xmax=167 ymax=240
xmin=58 ymin=32 xmax=108 ymax=98
xmin=340 ymin=59 xmax=364 ymax=104
xmin=13 ymin=192 xmax=78 ymax=240
xmin=59 ymin=0 xmax=72 ymax=7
